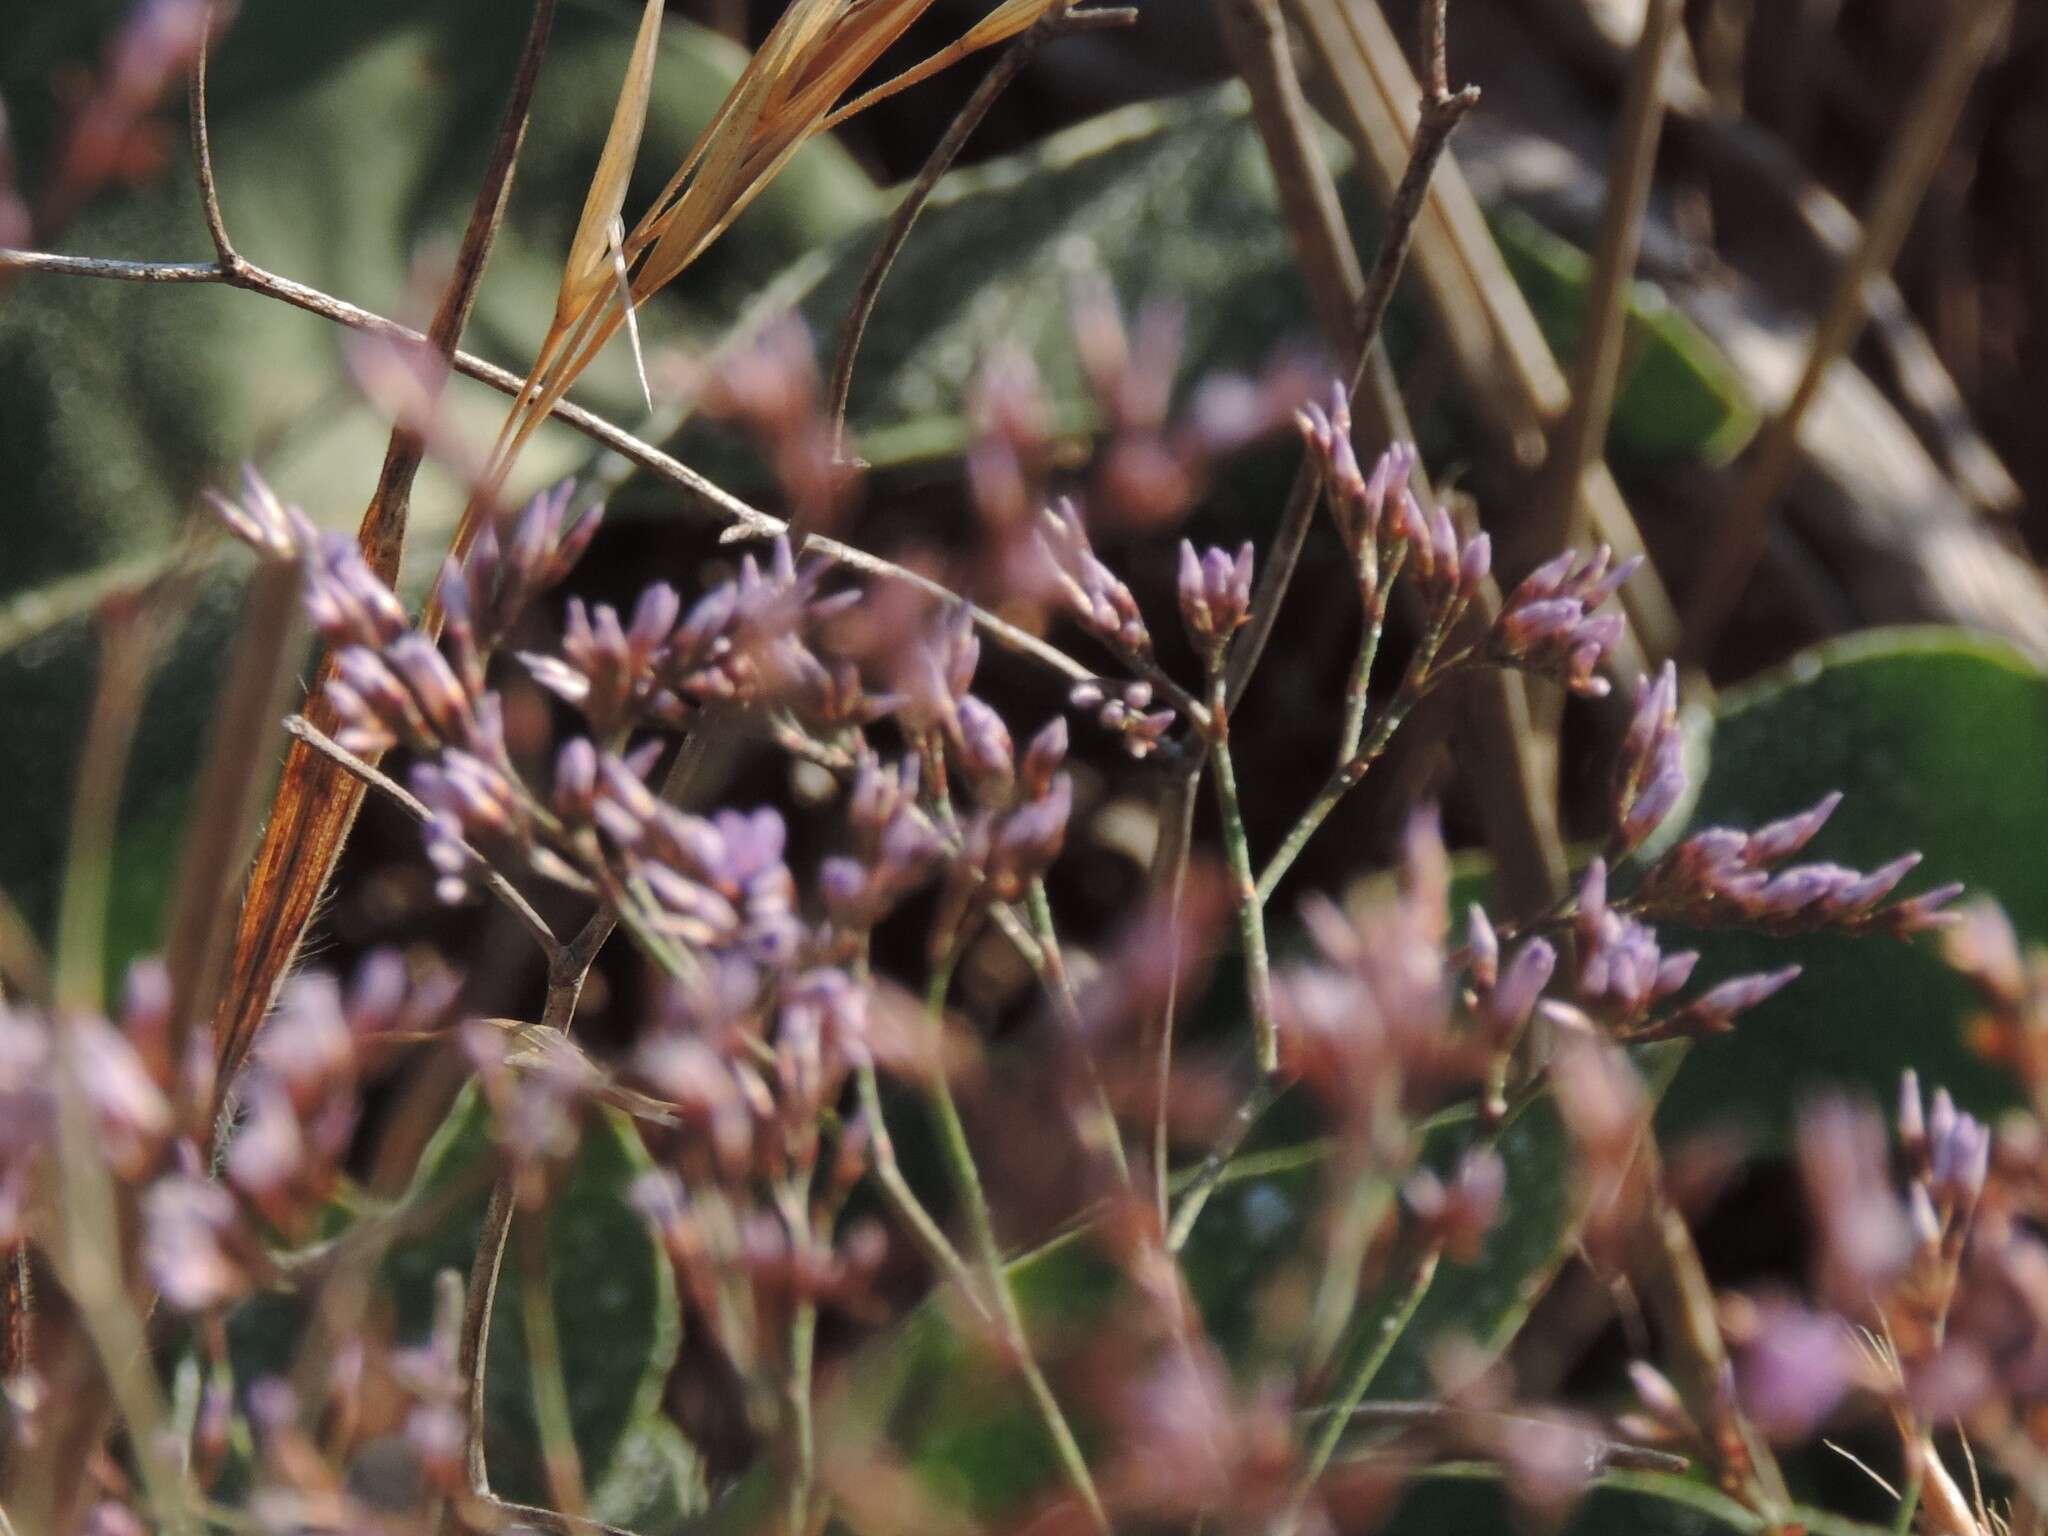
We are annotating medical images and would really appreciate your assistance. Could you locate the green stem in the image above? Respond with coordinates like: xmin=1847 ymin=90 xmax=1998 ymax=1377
xmin=1302 ymin=1173 xmax=1395 ymax=1375
xmin=1210 ymin=726 xmax=1278 ymax=1075
xmin=1884 ymin=1466 xmax=1916 ymax=1536
xmin=1027 ymin=879 xmax=1131 ymax=1189
xmin=1255 ymin=608 xmax=1440 ymax=904
xmin=854 ymin=1064 xmax=984 ymax=1313
xmin=1149 ymin=765 xmax=1201 ymax=1226
xmin=1165 ymin=1078 xmax=1280 ymax=1253
xmin=786 ymin=1298 xmax=817 ymax=1534
xmin=921 ymin=952 xmax=1109 ymax=1534
xmin=516 ymin=1213 xmax=588 ymax=1521
xmin=1297 ymin=1248 xmax=1441 ymax=1498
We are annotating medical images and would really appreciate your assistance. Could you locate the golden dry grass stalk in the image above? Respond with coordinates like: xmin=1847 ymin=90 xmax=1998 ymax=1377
xmin=446 ymin=0 xmax=1073 ymax=588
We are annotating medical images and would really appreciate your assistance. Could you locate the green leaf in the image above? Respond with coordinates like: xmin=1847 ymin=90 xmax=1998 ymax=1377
xmin=381 ymin=1082 xmax=688 ymax=1509
xmin=698 ymin=85 xmax=1752 ymax=480
xmin=1381 ymin=1465 xmax=1892 ymax=1536
xmin=1657 ymin=628 xmax=2048 ymax=1142
xmin=1490 ymin=207 xmax=1758 ymax=465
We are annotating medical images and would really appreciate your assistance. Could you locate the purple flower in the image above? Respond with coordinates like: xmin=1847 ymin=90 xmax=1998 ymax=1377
xmin=1488 ymin=546 xmax=1639 ymax=697
xmin=208 ymin=466 xmax=313 ymax=561
xmin=1175 ymin=539 xmax=1254 ymax=657
xmin=1612 ymin=662 xmax=1684 ymax=853
xmin=1036 ymin=498 xmax=1152 ymax=658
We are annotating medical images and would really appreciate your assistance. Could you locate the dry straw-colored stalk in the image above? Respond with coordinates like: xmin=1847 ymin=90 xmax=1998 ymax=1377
xmin=441 ymin=0 xmax=1072 ymax=600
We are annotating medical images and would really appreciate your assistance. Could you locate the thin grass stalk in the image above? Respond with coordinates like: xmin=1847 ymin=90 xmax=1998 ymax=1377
xmin=1296 ymin=1247 xmax=1442 ymax=1500
xmin=920 ymin=952 xmax=1109 ymax=1534
xmin=43 ymin=604 xmax=193 ymax=1533
xmin=1679 ymin=0 xmax=2014 ymax=663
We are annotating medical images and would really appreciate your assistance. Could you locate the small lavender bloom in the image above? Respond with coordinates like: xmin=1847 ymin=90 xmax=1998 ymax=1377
xmin=953 ymin=694 xmax=1016 ymax=801
xmin=1733 ymin=1301 xmax=1857 ymax=1442
xmin=328 ymin=647 xmax=429 ymax=754
xmin=1612 ymin=662 xmax=1683 ymax=853
xmin=1019 ymin=716 xmax=1069 ymax=801
xmin=1820 ymin=853 xmax=1923 ymax=918
xmin=304 ymin=535 xmax=411 ymax=650
xmin=1672 ymin=965 xmax=1803 ymax=1033
xmin=849 ymin=752 xmax=921 ymax=844
xmin=1490 ymin=547 xmax=1640 ymax=697
xmin=1477 ymin=937 xmax=1556 ymax=1048
xmin=1741 ymin=791 xmax=1842 ymax=866
xmin=384 ymin=634 xmax=479 ymax=751
xmin=1036 ymin=497 xmax=1152 ymax=656
xmin=208 ymin=466 xmax=312 ymax=561
xmin=1406 ymin=1146 xmax=1507 ymax=1262
xmin=1175 ymin=539 xmax=1254 ymax=657
xmin=553 ymin=737 xmax=598 ymax=824
xmin=1075 ymin=678 xmax=1176 ymax=758
xmin=74 ymin=1017 xmax=172 ymax=1180
xmin=143 ymin=1175 xmax=251 ymax=1313
xmin=983 ymin=774 xmax=1073 ymax=900
xmin=1879 ymin=882 xmax=1965 ymax=936
xmin=1458 ymin=530 xmax=1493 ymax=599
xmin=895 ymin=607 xmax=981 ymax=739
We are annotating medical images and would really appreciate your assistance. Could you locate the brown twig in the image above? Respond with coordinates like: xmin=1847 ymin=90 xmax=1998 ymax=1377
xmin=1532 ymin=0 xmax=1684 ymax=556
xmin=1678 ymin=0 xmax=2014 ymax=664
xmin=188 ymin=3 xmax=234 ymax=266
xmin=1224 ymin=0 xmax=1480 ymax=709
xmin=162 ymin=561 xmax=304 ymax=1126
xmin=1211 ymin=0 xmax=1364 ymax=356
xmin=824 ymin=3 xmax=1137 ymax=471
xmin=208 ymin=0 xmax=560 ymax=1114
xmin=0 ymin=245 xmax=1103 ymax=689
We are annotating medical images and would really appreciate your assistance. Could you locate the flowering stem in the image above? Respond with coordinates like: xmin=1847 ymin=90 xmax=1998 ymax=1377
xmin=855 ymin=1064 xmax=986 ymax=1316
xmin=1297 ymin=1247 xmax=1442 ymax=1499
xmin=1150 ymin=765 xmax=1202 ymax=1227
xmin=921 ymin=950 xmax=1109 ymax=1534
xmin=1256 ymin=613 xmax=1447 ymax=903
xmin=1209 ymin=708 xmax=1279 ymax=1076
xmin=1165 ymin=1078 xmax=1280 ymax=1253
xmin=1303 ymin=1173 xmax=1396 ymax=1377
xmin=1027 ymin=879 xmax=1131 ymax=1189
xmin=784 ymin=1190 xmax=819 ymax=1536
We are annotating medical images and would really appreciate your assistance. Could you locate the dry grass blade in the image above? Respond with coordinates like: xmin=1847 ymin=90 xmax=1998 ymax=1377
xmin=451 ymin=0 xmax=1075 ymax=583
xmin=161 ymin=560 xmax=303 ymax=1118
xmin=561 ymin=0 xmax=666 ymax=330
xmin=210 ymin=0 xmax=558 ymax=1108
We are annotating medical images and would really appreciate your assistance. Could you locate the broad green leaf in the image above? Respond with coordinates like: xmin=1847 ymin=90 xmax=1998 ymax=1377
xmin=1382 ymin=1466 xmax=1891 ymax=1536
xmin=695 ymin=84 xmax=1752 ymax=478
xmin=380 ymin=1081 xmax=688 ymax=1510
xmin=1491 ymin=207 xmax=1758 ymax=465
xmin=1658 ymin=628 xmax=2047 ymax=1141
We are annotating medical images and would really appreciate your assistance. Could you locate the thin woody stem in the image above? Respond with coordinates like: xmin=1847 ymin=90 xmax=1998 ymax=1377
xmin=1295 ymin=1247 xmax=1442 ymax=1501
xmin=825 ymin=3 xmax=1136 ymax=466
xmin=0 ymin=246 xmax=1100 ymax=692
xmin=1224 ymin=14 xmax=1480 ymax=709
